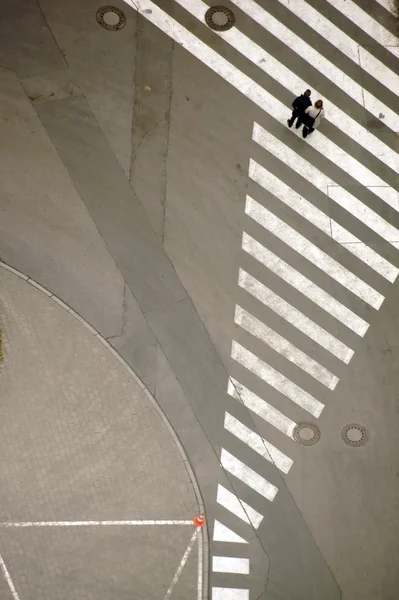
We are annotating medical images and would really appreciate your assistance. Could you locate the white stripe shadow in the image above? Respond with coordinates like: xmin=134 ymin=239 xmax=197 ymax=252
xmin=228 ymin=0 xmax=399 ymax=133
xmin=238 ymin=270 xmax=354 ymax=363
xmin=253 ymin=124 xmax=399 ymax=249
xmin=227 ymin=378 xmax=297 ymax=438
xmin=224 ymin=411 xmax=294 ymax=473
xmin=221 ymin=448 xmax=278 ymax=501
xmin=324 ymin=0 xmax=399 ymax=53
xmin=177 ymin=0 xmax=399 ymax=174
xmin=213 ymin=556 xmax=250 ymax=574
xmin=249 ymin=162 xmax=399 ymax=283
xmin=216 ymin=484 xmax=263 ymax=528
xmin=235 ymin=305 xmax=339 ymax=389
xmin=275 ymin=0 xmax=399 ymax=96
xmin=245 ymin=196 xmax=384 ymax=309
xmin=213 ymin=588 xmax=249 ymax=600
xmin=231 ymin=341 xmax=325 ymax=418
xmin=242 ymin=232 xmax=369 ymax=336
xmin=213 ymin=520 xmax=248 ymax=543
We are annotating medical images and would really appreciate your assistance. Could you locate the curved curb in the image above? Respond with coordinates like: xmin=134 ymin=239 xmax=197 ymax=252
xmin=0 ymin=261 xmax=208 ymax=597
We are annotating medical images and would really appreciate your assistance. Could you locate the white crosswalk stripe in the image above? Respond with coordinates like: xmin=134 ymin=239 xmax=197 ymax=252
xmin=124 ymin=0 xmax=399 ymax=596
xmin=234 ymin=306 xmax=339 ymax=389
xmin=248 ymin=162 xmax=399 ymax=282
xmin=374 ymin=0 xmax=398 ymax=16
xmin=245 ymin=196 xmax=384 ymax=308
xmin=238 ymin=270 xmax=354 ymax=363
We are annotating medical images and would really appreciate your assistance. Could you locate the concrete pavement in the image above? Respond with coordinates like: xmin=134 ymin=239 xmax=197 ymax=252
xmin=0 ymin=0 xmax=399 ymax=598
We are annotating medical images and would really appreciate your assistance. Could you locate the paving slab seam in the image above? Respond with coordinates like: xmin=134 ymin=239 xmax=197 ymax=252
xmin=0 ymin=259 xmax=209 ymax=598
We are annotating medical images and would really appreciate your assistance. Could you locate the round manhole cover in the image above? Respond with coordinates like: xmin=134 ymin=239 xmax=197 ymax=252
xmin=205 ymin=6 xmax=236 ymax=31
xmin=293 ymin=422 xmax=321 ymax=446
xmin=341 ymin=424 xmax=368 ymax=447
xmin=96 ymin=6 xmax=126 ymax=30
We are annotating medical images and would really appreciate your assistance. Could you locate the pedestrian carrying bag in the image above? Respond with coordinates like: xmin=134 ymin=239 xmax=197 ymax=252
xmin=306 ymin=109 xmax=321 ymax=128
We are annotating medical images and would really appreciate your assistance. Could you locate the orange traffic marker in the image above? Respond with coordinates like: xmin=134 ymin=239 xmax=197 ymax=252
xmin=193 ymin=513 xmax=205 ymax=527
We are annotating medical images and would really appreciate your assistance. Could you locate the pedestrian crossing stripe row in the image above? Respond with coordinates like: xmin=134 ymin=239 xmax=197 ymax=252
xmin=124 ymin=0 xmax=399 ymax=598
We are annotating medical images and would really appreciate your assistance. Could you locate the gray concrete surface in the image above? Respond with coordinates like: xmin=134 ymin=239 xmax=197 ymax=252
xmin=0 ymin=0 xmax=399 ymax=598
xmin=0 ymin=265 xmax=200 ymax=599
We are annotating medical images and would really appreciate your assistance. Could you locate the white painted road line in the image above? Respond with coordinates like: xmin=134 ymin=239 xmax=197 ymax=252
xmin=324 ymin=0 xmax=399 ymax=53
xmin=221 ymin=448 xmax=279 ymax=501
xmin=213 ymin=556 xmax=250 ymax=574
xmin=212 ymin=588 xmax=249 ymax=600
xmin=0 ymin=520 xmax=193 ymax=527
xmin=213 ymin=520 xmax=248 ymax=543
xmin=216 ymin=484 xmax=263 ymax=529
xmin=177 ymin=0 xmax=399 ymax=172
xmin=245 ymin=196 xmax=384 ymax=309
xmin=276 ymin=0 xmax=399 ymax=96
xmin=164 ymin=530 xmax=198 ymax=600
xmin=224 ymin=412 xmax=294 ymax=473
xmin=253 ymin=124 xmax=399 ymax=245
xmin=231 ymin=341 xmax=325 ymax=418
xmin=227 ymin=378 xmax=297 ymax=438
xmin=375 ymin=0 xmax=397 ymax=16
xmin=249 ymin=161 xmax=399 ymax=283
xmin=229 ymin=0 xmax=399 ymax=132
xmin=0 ymin=555 xmax=20 ymax=600
xmin=242 ymin=233 xmax=370 ymax=336
xmin=235 ymin=305 xmax=339 ymax=389
xmin=238 ymin=270 xmax=354 ymax=363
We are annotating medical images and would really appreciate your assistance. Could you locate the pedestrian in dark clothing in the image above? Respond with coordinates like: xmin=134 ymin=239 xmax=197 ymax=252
xmin=287 ymin=89 xmax=312 ymax=129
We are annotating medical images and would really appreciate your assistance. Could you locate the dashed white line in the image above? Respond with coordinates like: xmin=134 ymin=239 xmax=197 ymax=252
xmin=245 ymin=196 xmax=384 ymax=309
xmin=224 ymin=412 xmax=293 ymax=473
xmin=248 ymin=162 xmax=399 ymax=283
xmin=213 ymin=556 xmax=250 ymax=574
xmin=212 ymin=588 xmax=249 ymax=600
xmin=213 ymin=520 xmax=248 ymax=543
xmin=221 ymin=448 xmax=279 ymax=501
xmin=238 ymin=270 xmax=354 ymax=363
xmin=216 ymin=484 xmax=263 ymax=528
xmin=235 ymin=305 xmax=339 ymax=389
xmin=227 ymin=378 xmax=297 ymax=438
xmin=231 ymin=341 xmax=325 ymax=417
xmin=242 ymin=233 xmax=369 ymax=336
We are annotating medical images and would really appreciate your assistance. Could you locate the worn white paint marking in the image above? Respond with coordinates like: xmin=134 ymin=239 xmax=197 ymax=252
xmin=324 ymin=0 xmax=399 ymax=52
xmin=239 ymin=270 xmax=354 ymax=362
xmin=253 ymin=124 xmax=399 ymax=246
xmin=235 ymin=305 xmax=339 ymax=388
xmin=375 ymin=0 xmax=397 ymax=16
xmin=0 ymin=520 xmax=193 ymax=527
xmin=231 ymin=341 xmax=325 ymax=417
xmin=229 ymin=0 xmax=399 ymax=133
xmin=276 ymin=0 xmax=399 ymax=97
xmin=213 ymin=556 xmax=250 ymax=574
xmin=249 ymin=161 xmax=399 ymax=283
xmin=228 ymin=378 xmax=297 ymax=438
xmin=197 ymin=527 xmax=204 ymax=600
xmin=213 ymin=520 xmax=248 ymax=543
xmin=178 ymin=0 xmax=399 ymax=174
xmin=0 ymin=555 xmax=20 ymax=600
xmin=245 ymin=196 xmax=384 ymax=309
xmin=224 ymin=412 xmax=294 ymax=473
xmin=165 ymin=529 xmax=198 ymax=600
xmin=216 ymin=484 xmax=263 ymax=528
xmin=212 ymin=588 xmax=249 ymax=600
xmin=221 ymin=448 xmax=278 ymax=501
xmin=242 ymin=233 xmax=369 ymax=336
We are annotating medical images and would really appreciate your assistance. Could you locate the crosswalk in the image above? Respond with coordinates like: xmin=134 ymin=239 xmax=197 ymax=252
xmin=125 ymin=0 xmax=398 ymax=598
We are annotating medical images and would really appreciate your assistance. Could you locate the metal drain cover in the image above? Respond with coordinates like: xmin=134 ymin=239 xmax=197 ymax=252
xmin=293 ymin=422 xmax=321 ymax=446
xmin=341 ymin=424 xmax=368 ymax=447
xmin=205 ymin=6 xmax=236 ymax=31
xmin=96 ymin=6 xmax=126 ymax=30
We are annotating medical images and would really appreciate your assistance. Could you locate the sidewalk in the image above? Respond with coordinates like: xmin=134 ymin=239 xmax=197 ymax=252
xmin=0 ymin=264 xmax=202 ymax=600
